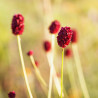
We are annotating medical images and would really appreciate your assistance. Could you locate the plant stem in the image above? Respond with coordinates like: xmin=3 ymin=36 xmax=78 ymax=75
xmin=17 ymin=35 xmax=33 ymax=98
xmin=30 ymin=56 xmax=47 ymax=87
xmin=72 ymin=43 xmax=90 ymax=98
xmin=48 ymin=65 xmax=53 ymax=98
xmin=61 ymin=48 xmax=64 ymax=98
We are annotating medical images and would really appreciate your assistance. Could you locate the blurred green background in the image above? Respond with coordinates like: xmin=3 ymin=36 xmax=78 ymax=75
xmin=0 ymin=0 xmax=98 ymax=98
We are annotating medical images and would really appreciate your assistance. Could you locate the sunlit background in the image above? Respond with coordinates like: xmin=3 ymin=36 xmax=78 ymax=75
xmin=0 ymin=0 xmax=98 ymax=98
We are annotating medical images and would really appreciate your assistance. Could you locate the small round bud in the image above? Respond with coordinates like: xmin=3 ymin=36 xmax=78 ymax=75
xmin=64 ymin=49 xmax=72 ymax=58
xmin=27 ymin=50 xmax=33 ymax=56
xmin=44 ymin=41 xmax=51 ymax=52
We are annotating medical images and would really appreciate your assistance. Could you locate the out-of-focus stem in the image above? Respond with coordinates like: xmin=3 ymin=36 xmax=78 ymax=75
xmin=42 ymin=0 xmax=66 ymax=97
xmin=30 ymin=56 xmax=47 ymax=87
xmin=48 ymin=65 xmax=53 ymax=98
xmin=72 ymin=43 xmax=90 ymax=98
xmin=66 ymin=58 xmax=77 ymax=96
xmin=48 ymin=34 xmax=55 ymax=98
xmin=47 ymin=51 xmax=64 ymax=96
xmin=17 ymin=35 xmax=33 ymax=98
xmin=61 ymin=48 xmax=64 ymax=98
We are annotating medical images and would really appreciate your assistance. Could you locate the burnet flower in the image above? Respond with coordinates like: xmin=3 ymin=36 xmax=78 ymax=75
xmin=8 ymin=91 xmax=16 ymax=98
xmin=11 ymin=14 xmax=24 ymax=35
xmin=49 ymin=20 xmax=60 ymax=34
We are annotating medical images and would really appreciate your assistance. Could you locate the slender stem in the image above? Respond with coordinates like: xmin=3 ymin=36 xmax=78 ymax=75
xmin=17 ymin=35 xmax=33 ymax=98
xmin=48 ymin=65 xmax=53 ymax=98
xmin=30 ymin=56 xmax=47 ymax=87
xmin=61 ymin=48 xmax=64 ymax=98
xmin=47 ymin=53 xmax=65 ymax=97
xmin=72 ymin=43 xmax=90 ymax=98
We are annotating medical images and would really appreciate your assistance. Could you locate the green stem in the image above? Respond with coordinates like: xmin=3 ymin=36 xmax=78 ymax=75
xmin=61 ymin=48 xmax=64 ymax=98
xmin=72 ymin=43 xmax=90 ymax=98
xmin=17 ymin=35 xmax=33 ymax=98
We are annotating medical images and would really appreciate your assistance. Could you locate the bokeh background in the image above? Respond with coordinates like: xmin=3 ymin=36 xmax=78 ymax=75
xmin=0 ymin=0 xmax=98 ymax=98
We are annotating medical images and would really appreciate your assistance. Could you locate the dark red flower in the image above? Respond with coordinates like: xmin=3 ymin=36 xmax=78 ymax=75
xmin=71 ymin=29 xmax=78 ymax=43
xmin=64 ymin=49 xmax=72 ymax=57
xmin=44 ymin=41 xmax=51 ymax=52
xmin=11 ymin=14 xmax=24 ymax=35
xmin=57 ymin=26 xmax=72 ymax=48
xmin=8 ymin=91 xmax=15 ymax=98
xmin=49 ymin=20 xmax=60 ymax=34
xmin=35 ymin=61 xmax=39 ymax=67
xmin=27 ymin=50 xmax=33 ymax=56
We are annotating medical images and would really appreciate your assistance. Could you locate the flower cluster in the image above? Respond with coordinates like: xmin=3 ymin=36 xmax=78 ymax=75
xmin=49 ymin=20 xmax=60 ymax=34
xmin=11 ymin=14 xmax=24 ymax=35
xmin=8 ymin=91 xmax=15 ymax=98
xmin=57 ymin=26 xmax=73 ymax=48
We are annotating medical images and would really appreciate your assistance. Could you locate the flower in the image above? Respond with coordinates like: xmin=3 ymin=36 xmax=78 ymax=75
xmin=57 ymin=26 xmax=72 ymax=48
xmin=64 ymin=49 xmax=72 ymax=57
xmin=27 ymin=50 xmax=33 ymax=56
xmin=71 ymin=29 xmax=78 ymax=43
xmin=11 ymin=14 xmax=24 ymax=35
xmin=8 ymin=91 xmax=15 ymax=98
xmin=44 ymin=41 xmax=51 ymax=52
xmin=35 ymin=61 xmax=39 ymax=67
xmin=49 ymin=20 xmax=60 ymax=34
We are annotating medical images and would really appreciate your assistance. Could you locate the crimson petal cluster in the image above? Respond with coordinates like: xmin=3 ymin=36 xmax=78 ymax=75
xmin=57 ymin=26 xmax=72 ymax=48
xmin=11 ymin=14 xmax=24 ymax=35
xmin=8 ymin=91 xmax=16 ymax=98
xmin=49 ymin=20 xmax=60 ymax=34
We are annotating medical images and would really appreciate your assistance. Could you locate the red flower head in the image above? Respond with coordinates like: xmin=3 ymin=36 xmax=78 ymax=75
xmin=71 ymin=29 xmax=78 ymax=43
xmin=49 ymin=20 xmax=60 ymax=34
xmin=64 ymin=49 xmax=72 ymax=57
xmin=27 ymin=50 xmax=33 ymax=56
xmin=44 ymin=41 xmax=51 ymax=52
xmin=57 ymin=26 xmax=72 ymax=48
xmin=11 ymin=14 xmax=24 ymax=35
xmin=35 ymin=61 xmax=39 ymax=67
xmin=8 ymin=91 xmax=16 ymax=98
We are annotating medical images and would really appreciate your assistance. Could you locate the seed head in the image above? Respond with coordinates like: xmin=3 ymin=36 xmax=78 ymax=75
xmin=49 ymin=20 xmax=60 ymax=34
xmin=44 ymin=41 xmax=51 ymax=52
xmin=11 ymin=14 xmax=24 ymax=35
xmin=8 ymin=91 xmax=16 ymax=98
xmin=57 ymin=26 xmax=72 ymax=48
